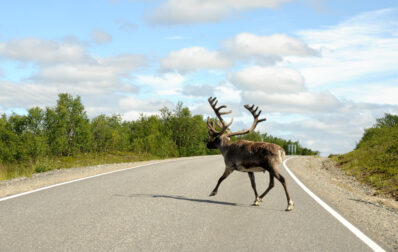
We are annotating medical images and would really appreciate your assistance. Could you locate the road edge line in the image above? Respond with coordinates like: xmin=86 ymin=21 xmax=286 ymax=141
xmin=283 ymin=156 xmax=385 ymax=252
xmin=0 ymin=156 xmax=205 ymax=202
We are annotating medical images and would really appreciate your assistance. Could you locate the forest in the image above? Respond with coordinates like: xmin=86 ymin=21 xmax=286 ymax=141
xmin=0 ymin=93 xmax=318 ymax=180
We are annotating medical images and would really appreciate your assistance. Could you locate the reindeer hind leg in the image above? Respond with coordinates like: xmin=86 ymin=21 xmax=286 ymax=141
xmin=274 ymin=171 xmax=294 ymax=211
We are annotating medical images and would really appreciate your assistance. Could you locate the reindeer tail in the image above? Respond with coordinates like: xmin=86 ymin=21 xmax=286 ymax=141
xmin=279 ymin=148 xmax=286 ymax=163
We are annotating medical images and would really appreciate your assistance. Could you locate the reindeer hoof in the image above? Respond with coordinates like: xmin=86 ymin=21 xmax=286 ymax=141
xmin=209 ymin=191 xmax=217 ymax=197
xmin=286 ymin=200 xmax=294 ymax=211
xmin=252 ymin=197 xmax=262 ymax=206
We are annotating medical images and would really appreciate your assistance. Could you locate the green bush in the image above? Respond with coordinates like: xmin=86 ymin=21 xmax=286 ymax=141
xmin=333 ymin=113 xmax=398 ymax=200
xmin=34 ymin=159 xmax=56 ymax=173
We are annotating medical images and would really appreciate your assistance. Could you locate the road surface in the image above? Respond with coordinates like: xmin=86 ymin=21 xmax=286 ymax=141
xmin=0 ymin=155 xmax=383 ymax=251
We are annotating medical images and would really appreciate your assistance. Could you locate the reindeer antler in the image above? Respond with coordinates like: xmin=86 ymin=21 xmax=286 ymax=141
xmin=225 ymin=104 xmax=266 ymax=137
xmin=207 ymin=97 xmax=234 ymax=135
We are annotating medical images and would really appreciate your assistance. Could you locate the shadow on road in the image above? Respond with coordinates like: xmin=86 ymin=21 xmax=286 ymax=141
xmin=114 ymin=193 xmax=252 ymax=207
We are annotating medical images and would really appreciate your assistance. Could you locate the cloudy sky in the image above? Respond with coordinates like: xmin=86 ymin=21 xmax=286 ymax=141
xmin=1 ymin=0 xmax=397 ymax=155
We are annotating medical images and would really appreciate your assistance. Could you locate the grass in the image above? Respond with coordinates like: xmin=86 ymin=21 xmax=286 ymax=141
xmin=0 ymin=151 xmax=159 ymax=182
xmin=331 ymin=124 xmax=398 ymax=200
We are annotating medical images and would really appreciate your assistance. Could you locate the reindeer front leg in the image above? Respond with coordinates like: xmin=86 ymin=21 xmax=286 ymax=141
xmin=209 ymin=168 xmax=232 ymax=196
xmin=248 ymin=172 xmax=261 ymax=206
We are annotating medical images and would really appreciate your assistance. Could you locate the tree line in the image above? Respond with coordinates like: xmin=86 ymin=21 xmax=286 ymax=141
xmin=0 ymin=93 xmax=318 ymax=165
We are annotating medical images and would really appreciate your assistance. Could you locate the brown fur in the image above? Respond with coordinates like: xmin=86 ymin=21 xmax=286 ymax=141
xmin=218 ymin=137 xmax=284 ymax=172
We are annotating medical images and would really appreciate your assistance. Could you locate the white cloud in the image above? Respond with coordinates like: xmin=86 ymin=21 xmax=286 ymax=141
xmin=356 ymin=85 xmax=398 ymax=105
xmin=91 ymin=29 xmax=112 ymax=44
xmin=231 ymin=66 xmax=305 ymax=93
xmin=159 ymin=33 xmax=317 ymax=73
xmin=242 ymin=90 xmax=341 ymax=114
xmin=182 ymin=84 xmax=215 ymax=97
xmin=0 ymin=38 xmax=88 ymax=64
xmin=0 ymin=82 xmax=59 ymax=109
xmin=0 ymin=80 xmax=140 ymax=113
xmin=118 ymin=96 xmax=174 ymax=121
xmin=214 ymin=82 xmax=242 ymax=104
xmin=136 ymin=72 xmax=185 ymax=87
xmin=228 ymin=65 xmax=341 ymax=114
xmin=147 ymin=0 xmax=292 ymax=25
xmin=36 ymin=64 xmax=118 ymax=83
xmin=98 ymin=53 xmax=147 ymax=70
xmin=223 ymin=33 xmax=318 ymax=63
xmin=160 ymin=47 xmax=231 ymax=73
xmin=135 ymin=73 xmax=186 ymax=95
xmin=297 ymin=8 xmax=398 ymax=49
xmin=290 ymin=8 xmax=398 ymax=88
xmin=31 ymin=53 xmax=146 ymax=93
xmin=119 ymin=96 xmax=173 ymax=111
xmin=331 ymin=81 xmax=398 ymax=106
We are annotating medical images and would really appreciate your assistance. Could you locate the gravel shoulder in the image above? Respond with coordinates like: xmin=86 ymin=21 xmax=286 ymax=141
xmin=286 ymin=156 xmax=398 ymax=251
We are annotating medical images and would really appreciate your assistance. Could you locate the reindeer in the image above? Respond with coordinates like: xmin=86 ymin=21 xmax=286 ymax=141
xmin=206 ymin=97 xmax=294 ymax=211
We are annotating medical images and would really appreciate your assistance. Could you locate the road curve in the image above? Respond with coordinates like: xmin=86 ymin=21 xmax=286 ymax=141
xmin=0 ymin=155 xmax=380 ymax=251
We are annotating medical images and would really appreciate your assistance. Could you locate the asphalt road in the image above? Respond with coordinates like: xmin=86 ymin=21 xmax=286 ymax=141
xmin=0 ymin=155 xmax=377 ymax=251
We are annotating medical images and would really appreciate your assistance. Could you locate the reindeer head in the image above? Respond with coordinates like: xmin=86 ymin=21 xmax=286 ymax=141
xmin=206 ymin=97 xmax=267 ymax=149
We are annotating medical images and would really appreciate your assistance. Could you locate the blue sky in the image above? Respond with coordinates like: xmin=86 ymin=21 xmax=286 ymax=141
xmin=1 ymin=0 xmax=397 ymax=155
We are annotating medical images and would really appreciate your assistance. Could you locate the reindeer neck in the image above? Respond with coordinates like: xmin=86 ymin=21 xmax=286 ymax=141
xmin=218 ymin=135 xmax=231 ymax=154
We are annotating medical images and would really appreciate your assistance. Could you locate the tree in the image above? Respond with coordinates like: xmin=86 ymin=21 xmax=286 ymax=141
xmin=0 ymin=114 xmax=20 ymax=162
xmin=130 ymin=114 xmax=178 ymax=157
xmin=375 ymin=113 xmax=398 ymax=128
xmin=24 ymin=107 xmax=48 ymax=160
xmin=45 ymin=93 xmax=92 ymax=156
xmin=234 ymin=131 xmax=262 ymax=142
xmin=26 ymin=107 xmax=45 ymax=135
xmin=161 ymin=103 xmax=209 ymax=156
xmin=91 ymin=114 xmax=131 ymax=152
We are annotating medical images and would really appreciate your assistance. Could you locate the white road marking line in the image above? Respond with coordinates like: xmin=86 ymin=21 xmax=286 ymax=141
xmin=283 ymin=156 xmax=385 ymax=252
xmin=0 ymin=156 xmax=204 ymax=202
